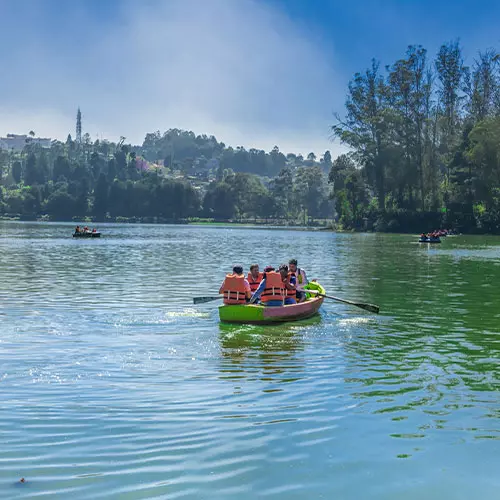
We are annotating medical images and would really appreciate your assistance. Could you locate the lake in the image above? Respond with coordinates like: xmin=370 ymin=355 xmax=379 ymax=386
xmin=0 ymin=222 xmax=498 ymax=499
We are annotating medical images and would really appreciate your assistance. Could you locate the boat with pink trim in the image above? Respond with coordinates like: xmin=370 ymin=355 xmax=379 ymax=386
xmin=218 ymin=282 xmax=325 ymax=324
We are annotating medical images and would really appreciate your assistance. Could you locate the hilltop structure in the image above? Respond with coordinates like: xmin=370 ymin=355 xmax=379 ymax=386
xmin=0 ymin=134 xmax=51 ymax=152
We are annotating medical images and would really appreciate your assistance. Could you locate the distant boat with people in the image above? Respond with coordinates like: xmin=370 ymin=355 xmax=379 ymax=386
xmin=418 ymin=228 xmax=458 ymax=243
xmin=73 ymin=225 xmax=101 ymax=238
xmin=419 ymin=235 xmax=441 ymax=243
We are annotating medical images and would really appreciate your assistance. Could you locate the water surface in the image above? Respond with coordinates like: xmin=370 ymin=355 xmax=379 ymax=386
xmin=0 ymin=222 xmax=499 ymax=499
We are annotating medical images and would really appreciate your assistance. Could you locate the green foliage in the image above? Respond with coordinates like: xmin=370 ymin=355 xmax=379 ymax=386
xmin=203 ymin=181 xmax=236 ymax=219
xmin=12 ymin=161 xmax=22 ymax=184
xmin=331 ymin=39 xmax=500 ymax=233
xmin=5 ymin=191 xmax=25 ymax=214
xmin=293 ymin=166 xmax=331 ymax=219
xmin=0 ymin=123 xmax=338 ymax=224
xmin=7 ymin=39 xmax=500 ymax=235
xmin=45 ymin=189 xmax=76 ymax=219
xmin=142 ymin=130 xmax=289 ymax=178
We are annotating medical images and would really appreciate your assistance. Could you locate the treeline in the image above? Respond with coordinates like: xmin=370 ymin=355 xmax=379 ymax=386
xmin=5 ymin=39 xmax=500 ymax=233
xmin=141 ymin=129 xmax=331 ymax=178
xmin=331 ymin=41 xmax=500 ymax=233
xmin=0 ymin=134 xmax=333 ymax=223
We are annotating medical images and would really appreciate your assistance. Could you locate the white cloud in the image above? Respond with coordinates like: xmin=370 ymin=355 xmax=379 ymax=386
xmin=0 ymin=0 xmax=347 ymax=157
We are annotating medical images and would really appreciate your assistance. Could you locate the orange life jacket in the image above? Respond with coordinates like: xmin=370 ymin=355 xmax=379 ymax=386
xmin=261 ymin=272 xmax=284 ymax=304
xmin=222 ymin=274 xmax=247 ymax=305
xmin=247 ymin=272 xmax=263 ymax=292
xmin=285 ymin=272 xmax=297 ymax=302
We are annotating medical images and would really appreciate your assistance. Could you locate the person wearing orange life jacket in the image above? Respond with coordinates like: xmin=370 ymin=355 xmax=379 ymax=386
xmin=279 ymin=264 xmax=297 ymax=305
xmin=219 ymin=265 xmax=251 ymax=305
xmin=250 ymin=266 xmax=288 ymax=306
xmin=250 ymin=265 xmax=296 ymax=307
xmin=247 ymin=264 xmax=263 ymax=293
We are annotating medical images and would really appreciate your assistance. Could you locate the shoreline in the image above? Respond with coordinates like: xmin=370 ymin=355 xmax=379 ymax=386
xmin=0 ymin=214 xmax=332 ymax=230
xmin=0 ymin=216 xmax=471 ymax=235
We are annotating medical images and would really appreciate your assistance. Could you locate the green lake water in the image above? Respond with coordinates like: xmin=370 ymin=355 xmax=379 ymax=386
xmin=0 ymin=222 xmax=498 ymax=499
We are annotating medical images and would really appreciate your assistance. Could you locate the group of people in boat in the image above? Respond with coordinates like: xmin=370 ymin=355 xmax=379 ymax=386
xmin=420 ymin=229 xmax=455 ymax=239
xmin=75 ymin=225 xmax=98 ymax=234
xmin=219 ymin=259 xmax=312 ymax=307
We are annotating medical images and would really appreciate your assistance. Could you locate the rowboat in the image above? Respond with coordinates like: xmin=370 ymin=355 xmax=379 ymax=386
xmin=73 ymin=232 xmax=101 ymax=238
xmin=418 ymin=237 xmax=441 ymax=243
xmin=218 ymin=282 xmax=325 ymax=324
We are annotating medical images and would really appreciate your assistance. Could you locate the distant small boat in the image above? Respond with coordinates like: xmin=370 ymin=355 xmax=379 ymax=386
xmin=73 ymin=232 xmax=101 ymax=238
xmin=419 ymin=237 xmax=441 ymax=244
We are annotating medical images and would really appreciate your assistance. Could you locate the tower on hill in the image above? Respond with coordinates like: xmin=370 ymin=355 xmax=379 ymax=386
xmin=76 ymin=107 xmax=82 ymax=144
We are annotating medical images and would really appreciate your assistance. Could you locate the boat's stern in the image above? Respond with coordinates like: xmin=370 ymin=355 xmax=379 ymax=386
xmin=218 ymin=304 xmax=265 ymax=323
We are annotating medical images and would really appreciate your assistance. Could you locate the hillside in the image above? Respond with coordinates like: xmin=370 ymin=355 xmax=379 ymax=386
xmin=0 ymin=130 xmax=334 ymax=225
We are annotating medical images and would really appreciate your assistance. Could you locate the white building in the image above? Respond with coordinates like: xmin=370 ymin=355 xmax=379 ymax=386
xmin=0 ymin=134 xmax=52 ymax=152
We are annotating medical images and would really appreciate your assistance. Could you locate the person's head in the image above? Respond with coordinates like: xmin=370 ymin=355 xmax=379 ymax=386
xmin=262 ymin=266 xmax=274 ymax=278
xmin=249 ymin=264 xmax=259 ymax=277
xmin=279 ymin=264 xmax=289 ymax=278
xmin=232 ymin=265 xmax=244 ymax=276
xmin=288 ymin=259 xmax=298 ymax=273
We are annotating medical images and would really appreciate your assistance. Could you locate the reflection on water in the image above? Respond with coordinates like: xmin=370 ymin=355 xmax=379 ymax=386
xmin=218 ymin=320 xmax=320 ymax=388
xmin=0 ymin=222 xmax=499 ymax=499
xmin=219 ymin=315 xmax=321 ymax=351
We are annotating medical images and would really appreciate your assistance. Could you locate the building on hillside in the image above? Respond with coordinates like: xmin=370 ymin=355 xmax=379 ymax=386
xmin=0 ymin=134 xmax=52 ymax=152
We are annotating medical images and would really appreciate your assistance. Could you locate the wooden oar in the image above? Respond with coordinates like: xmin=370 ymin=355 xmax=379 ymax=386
xmin=307 ymin=289 xmax=380 ymax=314
xmin=193 ymin=295 xmax=222 ymax=304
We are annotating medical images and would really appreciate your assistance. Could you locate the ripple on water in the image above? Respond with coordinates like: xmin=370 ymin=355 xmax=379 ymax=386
xmin=0 ymin=223 xmax=499 ymax=499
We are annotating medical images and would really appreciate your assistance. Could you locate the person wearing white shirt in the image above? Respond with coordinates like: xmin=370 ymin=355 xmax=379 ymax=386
xmin=288 ymin=259 xmax=309 ymax=302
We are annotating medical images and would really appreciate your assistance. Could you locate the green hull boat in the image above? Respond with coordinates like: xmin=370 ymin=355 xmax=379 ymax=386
xmin=219 ymin=282 xmax=325 ymax=324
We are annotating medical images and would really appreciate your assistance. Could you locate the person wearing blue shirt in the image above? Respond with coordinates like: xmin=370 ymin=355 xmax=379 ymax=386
xmin=250 ymin=266 xmax=279 ymax=305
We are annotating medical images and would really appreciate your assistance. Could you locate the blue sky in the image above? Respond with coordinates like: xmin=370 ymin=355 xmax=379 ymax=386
xmin=1 ymin=0 xmax=499 ymax=156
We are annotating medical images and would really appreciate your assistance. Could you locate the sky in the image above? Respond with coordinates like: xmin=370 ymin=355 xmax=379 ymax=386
xmin=1 ymin=0 xmax=500 ymax=157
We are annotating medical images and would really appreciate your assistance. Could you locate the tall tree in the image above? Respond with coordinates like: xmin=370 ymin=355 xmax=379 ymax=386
xmin=436 ymin=41 xmax=466 ymax=137
xmin=12 ymin=161 xmax=22 ymax=184
xmin=294 ymin=166 xmax=329 ymax=221
xmin=24 ymin=153 xmax=38 ymax=185
xmin=271 ymin=167 xmax=294 ymax=218
xmin=93 ymin=173 xmax=109 ymax=219
xmin=467 ymin=49 xmax=499 ymax=122
xmin=435 ymin=40 xmax=467 ymax=200
xmin=333 ymin=60 xmax=390 ymax=209
xmin=387 ymin=45 xmax=428 ymax=209
xmin=466 ymin=116 xmax=500 ymax=210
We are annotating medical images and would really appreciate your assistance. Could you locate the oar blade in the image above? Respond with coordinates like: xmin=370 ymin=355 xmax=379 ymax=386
xmin=355 ymin=303 xmax=380 ymax=314
xmin=193 ymin=296 xmax=221 ymax=304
